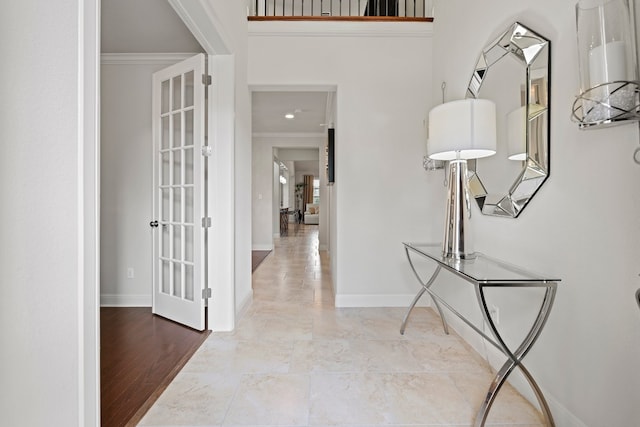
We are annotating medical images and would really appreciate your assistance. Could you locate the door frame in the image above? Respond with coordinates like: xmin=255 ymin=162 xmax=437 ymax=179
xmin=168 ymin=0 xmax=236 ymax=332
xmin=80 ymin=0 xmax=100 ymax=424
xmin=85 ymin=0 xmax=237 ymax=423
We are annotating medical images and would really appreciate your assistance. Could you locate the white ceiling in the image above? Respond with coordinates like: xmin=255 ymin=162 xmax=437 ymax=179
xmin=252 ymin=91 xmax=333 ymax=135
xmin=101 ymin=0 xmax=203 ymax=53
xmin=293 ymin=160 xmax=320 ymax=173
xmin=101 ymin=0 xmax=332 ymax=151
xmin=253 ymin=90 xmax=332 ymax=176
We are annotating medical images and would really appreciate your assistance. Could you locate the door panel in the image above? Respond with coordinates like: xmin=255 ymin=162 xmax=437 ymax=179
xmin=151 ymin=54 xmax=205 ymax=330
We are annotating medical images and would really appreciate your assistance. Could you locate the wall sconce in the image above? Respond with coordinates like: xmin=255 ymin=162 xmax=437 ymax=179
xmin=423 ymin=154 xmax=445 ymax=171
xmin=572 ymin=0 xmax=640 ymax=128
xmin=423 ymin=81 xmax=449 ymax=173
xmin=427 ymin=99 xmax=497 ymax=259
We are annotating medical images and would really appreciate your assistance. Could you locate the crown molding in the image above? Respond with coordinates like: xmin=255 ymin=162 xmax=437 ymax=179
xmin=253 ymin=132 xmax=326 ymax=138
xmin=248 ymin=21 xmax=433 ymax=38
xmin=100 ymin=53 xmax=200 ymax=65
xmin=250 ymin=84 xmax=338 ymax=92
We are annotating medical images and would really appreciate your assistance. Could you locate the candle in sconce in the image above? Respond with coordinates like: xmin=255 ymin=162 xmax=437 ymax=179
xmin=588 ymin=40 xmax=628 ymax=86
xmin=574 ymin=0 xmax=638 ymax=125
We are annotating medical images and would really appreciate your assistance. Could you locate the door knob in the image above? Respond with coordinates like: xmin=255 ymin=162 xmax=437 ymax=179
xmin=149 ymin=220 xmax=159 ymax=228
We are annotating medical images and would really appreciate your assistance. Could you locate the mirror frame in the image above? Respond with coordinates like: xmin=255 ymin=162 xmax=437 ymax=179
xmin=466 ymin=22 xmax=551 ymax=218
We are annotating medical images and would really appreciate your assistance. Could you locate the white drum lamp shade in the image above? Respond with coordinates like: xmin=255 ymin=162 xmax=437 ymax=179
xmin=428 ymin=99 xmax=497 ymax=160
xmin=427 ymin=98 xmax=497 ymax=259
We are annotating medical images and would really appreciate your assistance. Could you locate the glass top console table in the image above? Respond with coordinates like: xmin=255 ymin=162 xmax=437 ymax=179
xmin=401 ymin=243 xmax=560 ymax=427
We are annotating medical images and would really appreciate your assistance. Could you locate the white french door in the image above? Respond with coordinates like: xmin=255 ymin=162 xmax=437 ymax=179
xmin=151 ymin=54 xmax=206 ymax=330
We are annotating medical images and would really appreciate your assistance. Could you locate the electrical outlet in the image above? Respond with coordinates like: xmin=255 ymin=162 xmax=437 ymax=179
xmin=489 ymin=305 xmax=499 ymax=325
xmin=127 ymin=268 xmax=134 ymax=279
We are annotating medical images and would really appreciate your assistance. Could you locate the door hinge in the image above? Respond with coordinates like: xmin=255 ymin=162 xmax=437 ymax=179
xmin=202 ymin=74 xmax=212 ymax=85
xmin=201 ymin=146 xmax=213 ymax=157
xmin=202 ymin=217 xmax=212 ymax=228
xmin=202 ymin=288 xmax=212 ymax=299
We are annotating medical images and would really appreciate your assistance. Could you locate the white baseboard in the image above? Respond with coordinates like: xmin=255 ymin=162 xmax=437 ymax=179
xmin=100 ymin=294 xmax=151 ymax=307
xmin=335 ymin=294 xmax=431 ymax=308
xmin=236 ymin=291 xmax=253 ymax=321
xmin=252 ymin=244 xmax=273 ymax=251
xmin=442 ymin=313 xmax=586 ymax=427
xmin=545 ymin=390 xmax=589 ymax=427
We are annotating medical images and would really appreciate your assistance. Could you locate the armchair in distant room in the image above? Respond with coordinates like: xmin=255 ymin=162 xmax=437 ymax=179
xmin=304 ymin=203 xmax=319 ymax=225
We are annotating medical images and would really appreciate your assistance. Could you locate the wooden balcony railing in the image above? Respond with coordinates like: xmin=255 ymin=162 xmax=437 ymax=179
xmin=249 ymin=0 xmax=434 ymax=21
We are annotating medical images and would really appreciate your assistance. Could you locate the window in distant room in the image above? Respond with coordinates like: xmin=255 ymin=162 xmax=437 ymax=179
xmin=313 ymin=179 xmax=320 ymax=204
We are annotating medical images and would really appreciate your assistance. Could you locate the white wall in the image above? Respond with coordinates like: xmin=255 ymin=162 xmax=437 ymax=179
xmin=279 ymin=148 xmax=321 ymax=161
xmin=249 ymin=21 xmax=439 ymax=305
xmin=328 ymin=97 xmax=338 ymax=270
xmin=0 ymin=0 xmax=99 ymax=425
xmin=272 ymin=159 xmax=280 ymax=234
xmin=101 ymin=59 xmax=186 ymax=306
xmin=204 ymin=0 xmax=253 ymax=315
xmin=431 ymin=1 xmax=640 ymax=426
xmin=285 ymin=160 xmax=295 ymax=209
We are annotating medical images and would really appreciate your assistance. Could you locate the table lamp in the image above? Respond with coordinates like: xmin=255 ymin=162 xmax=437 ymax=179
xmin=427 ymin=99 xmax=497 ymax=259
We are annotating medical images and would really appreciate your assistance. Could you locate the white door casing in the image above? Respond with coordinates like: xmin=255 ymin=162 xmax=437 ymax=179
xmin=151 ymin=54 xmax=206 ymax=330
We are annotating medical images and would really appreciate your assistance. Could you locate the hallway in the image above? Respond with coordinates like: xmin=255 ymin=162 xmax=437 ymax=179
xmin=138 ymin=225 xmax=543 ymax=426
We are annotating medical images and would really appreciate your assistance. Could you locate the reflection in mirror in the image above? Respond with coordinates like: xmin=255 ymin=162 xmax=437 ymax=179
xmin=466 ymin=22 xmax=550 ymax=218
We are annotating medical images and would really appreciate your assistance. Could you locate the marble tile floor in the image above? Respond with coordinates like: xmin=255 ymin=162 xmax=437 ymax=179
xmin=139 ymin=225 xmax=544 ymax=427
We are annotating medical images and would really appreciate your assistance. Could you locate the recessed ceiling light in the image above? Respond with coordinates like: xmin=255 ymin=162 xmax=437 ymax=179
xmin=285 ymin=113 xmax=295 ymax=119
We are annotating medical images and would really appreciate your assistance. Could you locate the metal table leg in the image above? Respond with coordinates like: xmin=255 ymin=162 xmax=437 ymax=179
xmin=474 ymin=284 xmax=557 ymax=427
xmin=401 ymin=248 xmax=448 ymax=335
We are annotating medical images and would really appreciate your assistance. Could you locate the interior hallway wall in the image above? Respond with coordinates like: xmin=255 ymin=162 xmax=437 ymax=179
xmin=249 ymin=21 xmax=439 ymax=305
xmin=204 ymin=0 xmax=253 ymax=315
xmin=1 ymin=0 xmax=99 ymax=424
xmin=100 ymin=59 xmax=184 ymax=306
xmin=431 ymin=1 xmax=640 ymax=425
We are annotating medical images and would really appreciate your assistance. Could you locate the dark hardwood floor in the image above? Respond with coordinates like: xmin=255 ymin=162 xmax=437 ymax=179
xmin=100 ymin=307 xmax=210 ymax=427
xmin=252 ymin=250 xmax=271 ymax=272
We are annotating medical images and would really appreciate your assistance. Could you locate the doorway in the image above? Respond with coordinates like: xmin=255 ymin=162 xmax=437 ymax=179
xmin=251 ymin=88 xmax=336 ymax=255
xmin=99 ymin=1 xmax=236 ymax=424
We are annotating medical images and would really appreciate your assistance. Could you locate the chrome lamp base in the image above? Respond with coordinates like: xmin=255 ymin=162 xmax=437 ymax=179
xmin=442 ymin=159 xmax=475 ymax=259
